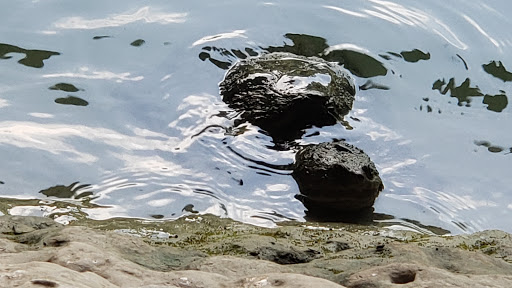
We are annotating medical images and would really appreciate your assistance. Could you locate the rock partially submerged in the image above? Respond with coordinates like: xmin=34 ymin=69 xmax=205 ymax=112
xmin=220 ymin=52 xmax=355 ymax=141
xmin=292 ymin=141 xmax=384 ymax=221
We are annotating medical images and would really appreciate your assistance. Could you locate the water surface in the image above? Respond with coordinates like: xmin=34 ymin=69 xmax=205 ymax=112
xmin=1 ymin=0 xmax=511 ymax=234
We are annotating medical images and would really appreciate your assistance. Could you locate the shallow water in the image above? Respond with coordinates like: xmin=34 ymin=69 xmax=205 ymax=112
xmin=1 ymin=0 xmax=511 ymax=234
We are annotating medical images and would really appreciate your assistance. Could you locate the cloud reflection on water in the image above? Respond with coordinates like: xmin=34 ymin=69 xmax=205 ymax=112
xmin=324 ymin=0 xmax=467 ymax=50
xmin=0 ymin=98 xmax=8 ymax=108
xmin=54 ymin=6 xmax=187 ymax=29
xmin=43 ymin=67 xmax=144 ymax=82
xmin=0 ymin=121 xmax=180 ymax=164
xmin=323 ymin=5 xmax=368 ymax=18
xmin=462 ymin=14 xmax=500 ymax=48
xmin=192 ymin=30 xmax=248 ymax=47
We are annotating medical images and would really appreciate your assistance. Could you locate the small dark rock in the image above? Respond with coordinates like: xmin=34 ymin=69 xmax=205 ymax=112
xmin=292 ymin=141 xmax=383 ymax=219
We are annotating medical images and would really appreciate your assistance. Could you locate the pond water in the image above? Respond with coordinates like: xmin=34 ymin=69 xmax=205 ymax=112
xmin=1 ymin=0 xmax=511 ymax=235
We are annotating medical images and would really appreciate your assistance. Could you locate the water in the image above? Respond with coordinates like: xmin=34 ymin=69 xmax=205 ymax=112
xmin=1 ymin=0 xmax=511 ymax=234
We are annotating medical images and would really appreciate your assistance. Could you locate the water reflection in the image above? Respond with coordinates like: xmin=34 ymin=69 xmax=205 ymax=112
xmin=54 ymin=96 xmax=89 ymax=106
xmin=483 ymin=93 xmax=508 ymax=112
xmin=323 ymin=0 xmax=467 ymax=49
xmin=43 ymin=67 xmax=144 ymax=82
xmin=1 ymin=0 xmax=511 ymax=234
xmin=0 ymin=99 xmax=9 ymax=108
xmin=432 ymin=78 xmax=482 ymax=107
xmin=48 ymin=83 xmax=86 ymax=107
xmin=130 ymin=39 xmax=145 ymax=47
xmin=462 ymin=14 xmax=500 ymax=48
xmin=199 ymin=33 xmax=388 ymax=78
xmin=483 ymin=61 xmax=512 ymax=82
xmin=0 ymin=196 xmax=110 ymax=224
xmin=182 ymin=204 xmax=199 ymax=213
xmin=93 ymin=36 xmax=112 ymax=40
xmin=380 ymin=49 xmax=430 ymax=63
xmin=40 ymin=182 xmax=94 ymax=199
xmin=0 ymin=121 xmax=181 ymax=164
xmin=323 ymin=48 xmax=387 ymax=78
xmin=192 ymin=30 xmax=248 ymax=46
xmin=418 ymin=98 xmax=441 ymax=114
xmin=266 ymin=33 xmax=328 ymax=57
xmin=474 ymin=140 xmax=512 ymax=155
xmin=432 ymin=77 xmax=508 ymax=112
xmin=54 ymin=6 xmax=187 ymax=29
xmin=49 ymin=83 xmax=82 ymax=92
xmin=0 ymin=43 xmax=60 ymax=68
xmin=384 ymin=186 xmax=497 ymax=233
xmin=269 ymin=33 xmax=388 ymax=78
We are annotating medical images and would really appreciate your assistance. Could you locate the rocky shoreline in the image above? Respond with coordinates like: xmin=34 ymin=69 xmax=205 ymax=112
xmin=1 ymin=214 xmax=511 ymax=287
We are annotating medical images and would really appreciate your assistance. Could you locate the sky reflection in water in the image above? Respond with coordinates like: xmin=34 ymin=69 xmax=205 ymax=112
xmin=0 ymin=0 xmax=511 ymax=234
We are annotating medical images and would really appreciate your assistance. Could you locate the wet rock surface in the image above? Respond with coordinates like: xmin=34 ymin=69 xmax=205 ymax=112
xmin=251 ymin=246 xmax=321 ymax=264
xmin=293 ymin=141 xmax=384 ymax=221
xmin=220 ymin=52 xmax=355 ymax=142
xmin=2 ymin=215 xmax=512 ymax=287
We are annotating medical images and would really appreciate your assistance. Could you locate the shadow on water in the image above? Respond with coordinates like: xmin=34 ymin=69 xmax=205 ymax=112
xmin=0 ymin=43 xmax=60 ymax=68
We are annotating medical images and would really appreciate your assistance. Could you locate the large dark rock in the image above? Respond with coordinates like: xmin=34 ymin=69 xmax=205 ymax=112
xmin=220 ymin=52 xmax=355 ymax=141
xmin=292 ymin=141 xmax=384 ymax=221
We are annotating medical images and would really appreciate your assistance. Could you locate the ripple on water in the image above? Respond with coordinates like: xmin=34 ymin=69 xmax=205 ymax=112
xmin=1 ymin=0 xmax=511 ymax=234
